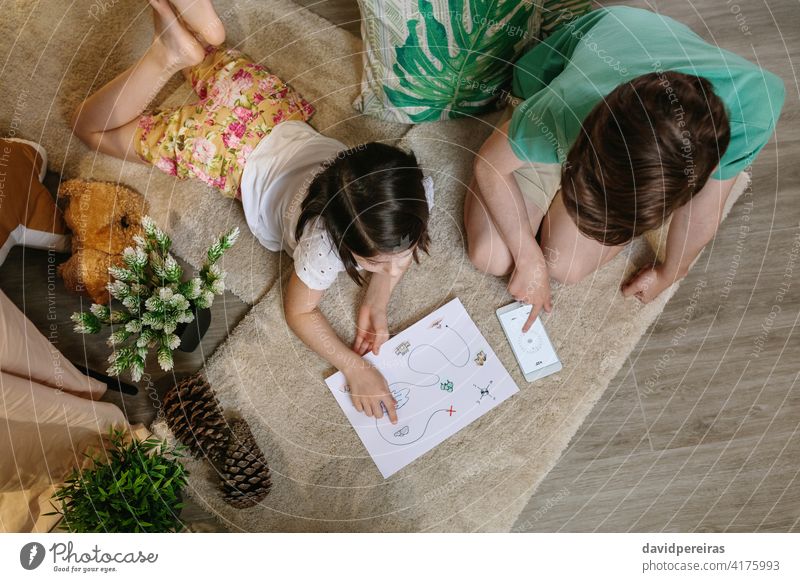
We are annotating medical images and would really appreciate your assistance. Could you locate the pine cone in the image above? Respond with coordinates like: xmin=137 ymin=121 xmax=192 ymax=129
xmin=219 ymin=419 xmax=272 ymax=509
xmin=162 ymin=373 xmax=229 ymax=461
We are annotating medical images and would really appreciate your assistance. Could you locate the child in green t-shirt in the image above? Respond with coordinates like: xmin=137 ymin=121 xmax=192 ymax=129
xmin=466 ymin=6 xmax=784 ymax=331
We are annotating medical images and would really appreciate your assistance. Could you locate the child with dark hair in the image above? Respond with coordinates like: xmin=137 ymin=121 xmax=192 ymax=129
xmin=467 ymin=6 xmax=784 ymax=331
xmin=72 ymin=1 xmax=432 ymax=424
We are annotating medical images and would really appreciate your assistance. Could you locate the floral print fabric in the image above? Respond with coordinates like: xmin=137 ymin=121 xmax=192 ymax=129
xmin=135 ymin=47 xmax=314 ymax=198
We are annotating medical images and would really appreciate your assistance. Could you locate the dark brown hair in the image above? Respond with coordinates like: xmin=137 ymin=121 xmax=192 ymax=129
xmin=295 ymin=142 xmax=431 ymax=285
xmin=561 ymin=71 xmax=730 ymax=246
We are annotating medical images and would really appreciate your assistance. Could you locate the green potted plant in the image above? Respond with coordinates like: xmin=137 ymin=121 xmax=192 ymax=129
xmin=47 ymin=429 xmax=189 ymax=533
xmin=71 ymin=217 xmax=239 ymax=381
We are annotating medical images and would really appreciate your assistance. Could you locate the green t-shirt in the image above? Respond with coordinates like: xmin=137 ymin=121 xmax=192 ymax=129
xmin=509 ymin=6 xmax=785 ymax=180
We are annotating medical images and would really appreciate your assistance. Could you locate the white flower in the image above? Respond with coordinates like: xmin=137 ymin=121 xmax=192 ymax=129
xmin=125 ymin=320 xmax=142 ymax=333
xmin=107 ymin=280 xmax=129 ymax=298
xmin=122 ymin=295 xmax=139 ymax=310
xmin=122 ymin=246 xmax=147 ymax=270
xmin=73 ymin=321 xmax=91 ymax=334
xmin=197 ymin=290 xmax=215 ymax=308
xmin=144 ymin=295 xmax=162 ymax=312
xmin=109 ymin=310 xmax=127 ymax=324
xmin=136 ymin=333 xmax=155 ymax=348
xmin=159 ymin=287 xmax=174 ymax=302
xmin=108 ymin=329 xmax=128 ymax=346
xmin=164 ymin=254 xmax=178 ymax=271
xmin=130 ymin=359 xmax=145 ymax=382
xmin=177 ymin=311 xmax=195 ymax=324
xmin=166 ymin=334 xmax=181 ymax=350
xmin=90 ymin=303 xmax=109 ymax=318
xmin=109 ymin=266 xmax=134 ymax=282
xmin=173 ymin=294 xmax=190 ymax=311
xmin=184 ymin=278 xmax=202 ymax=299
xmin=157 ymin=348 xmax=174 ymax=372
xmin=142 ymin=216 xmax=156 ymax=234
xmin=142 ymin=313 xmax=162 ymax=329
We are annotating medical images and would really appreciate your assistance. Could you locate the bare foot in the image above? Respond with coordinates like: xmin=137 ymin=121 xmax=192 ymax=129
xmin=169 ymin=0 xmax=226 ymax=46
xmin=149 ymin=0 xmax=205 ymax=72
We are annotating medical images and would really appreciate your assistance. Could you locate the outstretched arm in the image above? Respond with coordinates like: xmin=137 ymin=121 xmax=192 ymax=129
xmin=622 ymin=176 xmax=737 ymax=302
xmin=473 ymin=120 xmax=552 ymax=329
xmin=283 ymin=272 xmax=398 ymax=423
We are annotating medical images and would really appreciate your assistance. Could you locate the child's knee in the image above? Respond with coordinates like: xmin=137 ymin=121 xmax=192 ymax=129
xmin=70 ymin=107 xmax=93 ymax=146
xmin=549 ymin=263 xmax=588 ymax=285
xmin=544 ymin=246 xmax=591 ymax=286
xmin=69 ymin=106 xmax=82 ymax=134
xmin=467 ymin=237 xmax=511 ymax=277
xmin=466 ymin=236 xmax=486 ymax=270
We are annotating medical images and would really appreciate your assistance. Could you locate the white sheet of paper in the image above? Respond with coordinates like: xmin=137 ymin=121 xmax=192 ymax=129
xmin=325 ymin=298 xmax=519 ymax=478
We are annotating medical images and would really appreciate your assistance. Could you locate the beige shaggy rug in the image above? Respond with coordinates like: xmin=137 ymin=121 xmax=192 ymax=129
xmin=152 ymin=140 xmax=747 ymax=532
xmin=2 ymin=0 xmax=750 ymax=531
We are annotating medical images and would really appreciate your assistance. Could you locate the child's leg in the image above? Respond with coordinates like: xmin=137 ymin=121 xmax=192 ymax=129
xmin=71 ymin=0 xmax=205 ymax=160
xmin=539 ymin=192 xmax=626 ymax=285
xmin=169 ymin=0 xmax=226 ymax=46
xmin=95 ymin=30 xmax=313 ymax=197
xmin=464 ymin=176 xmax=545 ymax=277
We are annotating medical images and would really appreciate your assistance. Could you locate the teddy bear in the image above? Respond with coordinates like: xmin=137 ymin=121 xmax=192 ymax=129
xmin=57 ymin=179 xmax=147 ymax=304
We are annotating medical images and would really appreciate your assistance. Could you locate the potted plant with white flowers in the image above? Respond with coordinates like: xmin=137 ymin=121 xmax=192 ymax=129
xmin=71 ymin=217 xmax=238 ymax=381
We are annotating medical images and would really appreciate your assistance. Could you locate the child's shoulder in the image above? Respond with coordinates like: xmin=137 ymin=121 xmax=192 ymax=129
xmin=293 ymin=218 xmax=347 ymax=291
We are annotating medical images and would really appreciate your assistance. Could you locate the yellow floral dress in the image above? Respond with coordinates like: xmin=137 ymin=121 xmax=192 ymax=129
xmin=135 ymin=47 xmax=314 ymax=198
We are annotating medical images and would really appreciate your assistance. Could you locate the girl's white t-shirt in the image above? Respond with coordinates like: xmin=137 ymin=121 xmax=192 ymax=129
xmin=239 ymin=121 xmax=435 ymax=290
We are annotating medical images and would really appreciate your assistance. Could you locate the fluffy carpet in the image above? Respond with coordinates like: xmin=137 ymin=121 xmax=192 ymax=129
xmin=2 ymin=0 xmax=750 ymax=531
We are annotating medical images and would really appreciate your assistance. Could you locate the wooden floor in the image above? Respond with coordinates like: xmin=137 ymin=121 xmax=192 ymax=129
xmin=1 ymin=0 xmax=797 ymax=532
xmin=514 ymin=0 xmax=800 ymax=532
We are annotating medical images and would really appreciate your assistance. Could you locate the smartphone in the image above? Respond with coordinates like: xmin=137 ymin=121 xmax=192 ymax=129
xmin=496 ymin=301 xmax=562 ymax=382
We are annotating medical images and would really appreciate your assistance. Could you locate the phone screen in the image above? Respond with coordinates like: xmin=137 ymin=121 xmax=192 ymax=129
xmin=497 ymin=303 xmax=559 ymax=375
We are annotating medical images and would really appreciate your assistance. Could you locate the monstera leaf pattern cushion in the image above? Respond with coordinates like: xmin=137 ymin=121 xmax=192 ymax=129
xmin=354 ymin=0 xmax=591 ymax=123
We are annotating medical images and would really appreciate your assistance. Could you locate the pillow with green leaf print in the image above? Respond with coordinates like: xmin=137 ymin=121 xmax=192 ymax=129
xmin=354 ymin=0 xmax=528 ymax=123
xmin=354 ymin=0 xmax=593 ymax=123
xmin=354 ymin=0 xmax=544 ymax=123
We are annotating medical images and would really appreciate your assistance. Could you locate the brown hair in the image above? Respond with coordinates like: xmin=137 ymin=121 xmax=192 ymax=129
xmin=295 ymin=142 xmax=430 ymax=286
xmin=561 ymin=71 xmax=730 ymax=246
